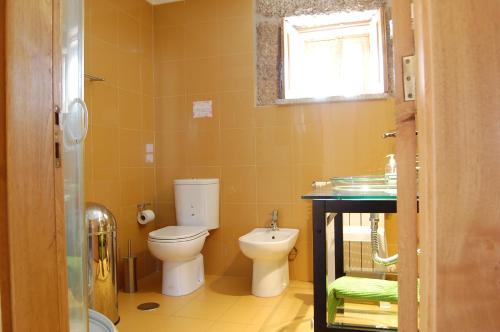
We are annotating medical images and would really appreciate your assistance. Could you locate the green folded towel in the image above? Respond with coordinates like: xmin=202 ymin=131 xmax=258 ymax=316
xmin=327 ymin=276 xmax=398 ymax=324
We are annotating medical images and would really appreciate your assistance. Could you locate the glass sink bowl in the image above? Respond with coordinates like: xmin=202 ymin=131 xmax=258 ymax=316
xmin=331 ymin=175 xmax=397 ymax=194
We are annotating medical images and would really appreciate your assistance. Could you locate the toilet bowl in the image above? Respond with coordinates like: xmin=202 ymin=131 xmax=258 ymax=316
xmin=148 ymin=178 xmax=220 ymax=296
xmin=148 ymin=226 xmax=209 ymax=296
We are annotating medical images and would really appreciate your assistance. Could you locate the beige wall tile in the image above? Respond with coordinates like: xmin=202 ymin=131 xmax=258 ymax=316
xmin=221 ymin=128 xmax=256 ymax=166
xmin=188 ymin=166 xmax=222 ymax=179
xmin=119 ymin=167 xmax=144 ymax=206
xmin=221 ymin=204 xmax=257 ymax=276
xmin=221 ymin=166 xmax=257 ymax=203
xmin=93 ymin=166 xmax=120 ymax=182
xmin=255 ymin=104 xmax=293 ymax=127
xmin=185 ymin=58 xmax=219 ymax=94
xmin=155 ymin=202 xmax=176 ymax=228
xmin=119 ymin=129 xmax=143 ymax=167
xmin=291 ymin=201 xmax=314 ymax=244
xmin=156 ymin=131 xmax=187 ymax=167
xmin=156 ymin=60 xmax=185 ymax=97
xmin=118 ymin=89 xmax=142 ymax=129
xmin=156 ymin=166 xmax=186 ymax=203
xmin=216 ymin=0 xmax=253 ymax=19
xmin=153 ymin=1 xmax=186 ymax=28
xmin=217 ymin=53 xmax=253 ymax=92
xmin=141 ymin=57 xmax=154 ymax=95
xmin=292 ymin=104 xmax=324 ymax=126
xmin=121 ymin=0 xmax=144 ymax=23
xmin=256 ymin=165 xmax=294 ymax=204
xmin=92 ymin=124 xmax=119 ymax=169
xmin=143 ymin=167 xmax=156 ymax=203
xmin=155 ymin=96 xmax=188 ymax=131
xmin=218 ymin=18 xmax=253 ymax=56
xmin=92 ymin=84 xmax=119 ymax=126
xmin=185 ymin=0 xmax=218 ymax=24
xmin=92 ymin=180 xmax=121 ymax=214
xmin=187 ymin=129 xmax=221 ymax=166
xmin=256 ymin=126 xmax=293 ymax=165
xmin=117 ymin=50 xmax=141 ymax=92
xmin=219 ymin=91 xmax=255 ymax=129
xmin=118 ymin=12 xmax=140 ymax=52
xmin=141 ymin=25 xmax=154 ymax=58
xmin=88 ymin=38 xmax=118 ymax=85
xmin=292 ymin=124 xmax=324 ymax=165
xmin=90 ymin=0 xmax=118 ymax=45
xmin=142 ymin=96 xmax=155 ymax=131
xmin=184 ymin=22 xmax=219 ymax=59
xmin=202 ymin=229 xmax=224 ymax=275
xmin=140 ymin=0 xmax=153 ymax=26
xmin=155 ymin=26 xmax=185 ymax=62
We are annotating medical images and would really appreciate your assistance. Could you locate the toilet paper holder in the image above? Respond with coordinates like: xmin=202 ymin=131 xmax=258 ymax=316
xmin=137 ymin=203 xmax=155 ymax=226
xmin=137 ymin=202 xmax=151 ymax=211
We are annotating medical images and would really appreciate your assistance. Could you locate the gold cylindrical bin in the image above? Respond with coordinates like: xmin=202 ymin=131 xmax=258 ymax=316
xmin=86 ymin=203 xmax=119 ymax=324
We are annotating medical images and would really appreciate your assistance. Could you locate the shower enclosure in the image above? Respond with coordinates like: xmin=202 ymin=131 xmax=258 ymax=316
xmin=61 ymin=0 xmax=89 ymax=330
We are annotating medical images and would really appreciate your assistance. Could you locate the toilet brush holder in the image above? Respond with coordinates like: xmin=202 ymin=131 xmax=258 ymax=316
xmin=123 ymin=240 xmax=138 ymax=293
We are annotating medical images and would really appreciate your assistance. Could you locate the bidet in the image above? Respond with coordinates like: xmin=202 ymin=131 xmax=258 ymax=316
xmin=239 ymin=228 xmax=299 ymax=297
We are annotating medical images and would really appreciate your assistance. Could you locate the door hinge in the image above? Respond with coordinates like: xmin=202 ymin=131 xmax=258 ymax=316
xmin=54 ymin=105 xmax=62 ymax=168
xmin=403 ymin=55 xmax=416 ymax=101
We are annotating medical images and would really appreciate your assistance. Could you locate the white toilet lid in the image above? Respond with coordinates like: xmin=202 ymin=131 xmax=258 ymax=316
xmin=149 ymin=226 xmax=208 ymax=242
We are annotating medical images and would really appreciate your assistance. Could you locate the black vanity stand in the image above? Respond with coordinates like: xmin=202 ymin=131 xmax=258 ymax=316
xmin=303 ymin=195 xmax=397 ymax=332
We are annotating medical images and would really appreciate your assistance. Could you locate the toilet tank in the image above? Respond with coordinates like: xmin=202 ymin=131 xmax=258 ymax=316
xmin=174 ymin=178 xmax=219 ymax=230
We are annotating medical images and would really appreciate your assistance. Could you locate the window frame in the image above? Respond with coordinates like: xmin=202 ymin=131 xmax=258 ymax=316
xmin=282 ymin=8 xmax=388 ymax=101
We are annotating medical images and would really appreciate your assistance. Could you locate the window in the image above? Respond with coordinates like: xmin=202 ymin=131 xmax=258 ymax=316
xmin=283 ymin=9 xmax=387 ymax=99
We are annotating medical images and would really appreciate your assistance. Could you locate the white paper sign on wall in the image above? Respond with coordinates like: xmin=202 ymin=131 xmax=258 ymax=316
xmin=192 ymin=100 xmax=213 ymax=118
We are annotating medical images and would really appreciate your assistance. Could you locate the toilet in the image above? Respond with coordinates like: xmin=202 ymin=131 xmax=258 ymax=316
xmin=148 ymin=178 xmax=219 ymax=296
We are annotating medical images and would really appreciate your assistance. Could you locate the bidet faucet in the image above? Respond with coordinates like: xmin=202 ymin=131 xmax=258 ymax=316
xmin=269 ymin=210 xmax=279 ymax=231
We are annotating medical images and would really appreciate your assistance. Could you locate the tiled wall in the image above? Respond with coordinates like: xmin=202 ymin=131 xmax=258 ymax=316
xmin=84 ymin=0 xmax=157 ymax=281
xmin=152 ymin=0 xmax=396 ymax=281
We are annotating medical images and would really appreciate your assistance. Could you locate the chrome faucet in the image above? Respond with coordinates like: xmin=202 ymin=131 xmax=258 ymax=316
xmin=269 ymin=210 xmax=279 ymax=231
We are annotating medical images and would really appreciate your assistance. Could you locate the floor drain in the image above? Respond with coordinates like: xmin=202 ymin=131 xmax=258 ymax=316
xmin=137 ymin=302 xmax=160 ymax=311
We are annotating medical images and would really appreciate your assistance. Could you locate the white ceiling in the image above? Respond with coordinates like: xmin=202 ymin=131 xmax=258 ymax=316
xmin=146 ymin=0 xmax=183 ymax=5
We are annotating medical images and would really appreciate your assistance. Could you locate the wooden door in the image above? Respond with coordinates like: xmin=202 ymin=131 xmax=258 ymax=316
xmin=392 ymin=1 xmax=419 ymax=331
xmin=1 ymin=0 xmax=69 ymax=331
xmin=415 ymin=0 xmax=500 ymax=331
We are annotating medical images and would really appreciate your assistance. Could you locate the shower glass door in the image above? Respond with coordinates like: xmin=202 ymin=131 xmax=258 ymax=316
xmin=61 ymin=0 xmax=88 ymax=331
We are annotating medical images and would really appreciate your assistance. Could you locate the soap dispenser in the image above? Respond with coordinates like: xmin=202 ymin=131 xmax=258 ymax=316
xmin=385 ymin=154 xmax=397 ymax=184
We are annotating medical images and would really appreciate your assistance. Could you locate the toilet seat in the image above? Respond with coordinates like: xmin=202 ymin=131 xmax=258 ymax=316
xmin=148 ymin=226 xmax=208 ymax=243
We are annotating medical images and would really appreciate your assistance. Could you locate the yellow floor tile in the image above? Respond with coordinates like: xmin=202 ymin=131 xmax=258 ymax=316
xmin=118 ymin=291 xmax=196 ymax=316
xmin=207 ymin=321 xmax=254 ymax=332
xmin=172 ymin=298 xmax=234 ymax=320
xmin=218 ymin=302 xmax=273 ymax=325
xmin=161 ymin=316 xmax=214 ymax=332
xmin=260 ymin=317 xmax=314 ymax=332
xmin=261 ymin=289 xmax=314 ymax=326
xmin=117 ymin=273 xmax=397 ymax=332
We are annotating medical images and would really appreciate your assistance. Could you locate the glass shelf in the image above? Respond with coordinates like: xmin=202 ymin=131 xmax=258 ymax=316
xmin=302 ymin=175 xmax=397 ymax=200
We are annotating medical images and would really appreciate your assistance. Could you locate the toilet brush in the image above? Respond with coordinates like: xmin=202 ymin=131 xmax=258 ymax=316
xmin=123 ymin=239 xmax=138 ymax=293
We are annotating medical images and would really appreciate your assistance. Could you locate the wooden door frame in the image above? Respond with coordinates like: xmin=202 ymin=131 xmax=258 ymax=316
xmin=0 ymin=0 xmax=12 ymax=328
xmin=392 ymin=1 xmax=418 ymax=331
xmin=1 ymin=0 xmax=69 ymax=331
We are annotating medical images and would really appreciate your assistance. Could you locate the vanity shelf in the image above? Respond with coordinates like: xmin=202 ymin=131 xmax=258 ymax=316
xmin=302 ymin=184 xmax=399 ymax=332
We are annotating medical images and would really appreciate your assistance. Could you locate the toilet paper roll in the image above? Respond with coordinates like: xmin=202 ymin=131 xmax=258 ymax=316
xmin=137 ymin=209 xmax=155 ymax=225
